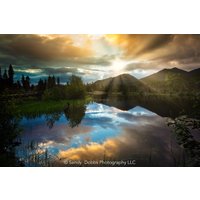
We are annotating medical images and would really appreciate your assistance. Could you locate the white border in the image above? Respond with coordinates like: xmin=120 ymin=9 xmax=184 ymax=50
xmin=0 ymin=168 xmax=199 ymax=200
xmin=0 ymin=0 xmax=200 ymax=199
xmin=0 ymin=0 xmax=200 ymax=33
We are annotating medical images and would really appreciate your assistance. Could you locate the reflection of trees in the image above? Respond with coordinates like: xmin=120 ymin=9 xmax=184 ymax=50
xmin=45 ymin=112 xmax=62 ymax=129
xmin=0 ymin=100 xmax=23 ymax=166
xmin=64 ymin=102 xmax=86 ymax=128
xmin=18 ymin=141 xmax=57 ymax=167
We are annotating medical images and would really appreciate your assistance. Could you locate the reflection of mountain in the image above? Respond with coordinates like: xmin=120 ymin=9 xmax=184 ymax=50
xmin=91 ymin=74 xmax=151 ymax=95
xmin=96 ymin=95 xmax=199 ymax=119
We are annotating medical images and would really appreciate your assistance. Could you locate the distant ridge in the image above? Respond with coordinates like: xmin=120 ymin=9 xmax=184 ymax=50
xmin=141 ymin=67 xmax=200 ymax=92
xmin=91 ymin=73 xmax=151 ymax=94
xmin=89 ymin=67 xmax=200 ymax=95
xmin=141 ymin=67 xmax=188 ymax=82
xmin=188 ymin=68 xmax=200 ymax=77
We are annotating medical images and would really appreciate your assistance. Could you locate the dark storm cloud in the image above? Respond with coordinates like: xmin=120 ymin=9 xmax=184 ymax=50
xmin=0 ymin=34 xmax=113 ymax=68
xmin=0 ymin=34 xmax=116 ymax=83
xmin=0 ymin=34 xmax=91 ymax=66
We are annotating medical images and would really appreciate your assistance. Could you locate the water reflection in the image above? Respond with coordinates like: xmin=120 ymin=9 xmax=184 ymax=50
xmin=64 ymin=102 xmax=86 ymax=128
xmin=13 ymin=95 xmax=200 ymax=167
xmin=13 ymin=101 xmax=186 ymax=166
xmin=96 ymin=95 xmax=197 ymax=118
xmin=45 ymin=112 xmax=62 ymax=129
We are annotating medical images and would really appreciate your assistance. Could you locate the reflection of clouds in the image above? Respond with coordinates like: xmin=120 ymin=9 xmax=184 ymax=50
xmin=117 ymin=113 xmax=161 ymax=125
xmin=128 ymin=106 xmax=156 ymax=116
xmin=21 ymin=122 xmax=93 ymax=150
xmin=59 ymin=140 xmax=118 ymax=161
xmin=84 ymin=103 xmax=156 ymax=127
xmin=58 ymin=112 xmax=182 ymax=166
xmin=86 ymin=102 xmax=120 ymax=114
xmin=58 ymin=121 xmax=181 ymax=166
xmin=19 ymin=103 xmax=184 ymax=166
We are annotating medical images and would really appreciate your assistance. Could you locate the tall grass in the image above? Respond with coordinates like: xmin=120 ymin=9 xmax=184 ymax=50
xmin=16 ymin=97 xmax=92 ymax=118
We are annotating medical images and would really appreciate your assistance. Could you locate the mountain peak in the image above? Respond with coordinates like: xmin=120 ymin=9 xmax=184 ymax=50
xmin=115 ymin=73 xmax=137 ymax=79
xmin=171 ymin=67 xmax=179 ymax=70
xmin=161 ymin=67 xmax=186 ymax=73
xmin=92 ymin=73 xmax=149 ymax=93
xmin=170 ymin=67 xmax=186 ymax=73
xmin=141 ymin=67 xmax=188 ymax=82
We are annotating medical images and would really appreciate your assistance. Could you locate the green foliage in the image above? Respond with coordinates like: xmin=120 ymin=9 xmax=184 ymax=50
xmin=16 ymin=100 xmax=72 ymax=118
xmin=42 ymin=86 xmax=66 ymax=101
xmin=0 ymin=100 xmax=21 ymax=152
xmin=66 ymin=75 xmax=86 ymax=99
xmin=42 ymin=75 xmax=86 ymax=100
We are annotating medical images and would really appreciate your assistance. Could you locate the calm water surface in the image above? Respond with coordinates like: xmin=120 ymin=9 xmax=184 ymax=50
xmin=16 ymin=101 xmax=190 ymax=166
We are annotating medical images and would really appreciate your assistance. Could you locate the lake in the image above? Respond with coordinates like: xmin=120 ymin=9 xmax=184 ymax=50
xmin=15 ymin=96 xmax=200 ymax=167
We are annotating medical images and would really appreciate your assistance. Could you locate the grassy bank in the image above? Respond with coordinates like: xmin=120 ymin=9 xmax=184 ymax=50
xmin=16 ymin=97 xmax=92 ymax=117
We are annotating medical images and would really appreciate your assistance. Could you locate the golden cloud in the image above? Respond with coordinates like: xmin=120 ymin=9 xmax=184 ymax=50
xmin=58 ymin=140 xmax=119 ymax=161
xmin=104 ymin=34 xmax=200 ymax=71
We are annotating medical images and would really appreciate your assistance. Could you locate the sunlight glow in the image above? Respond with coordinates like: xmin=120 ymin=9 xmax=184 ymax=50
xmin=110 ymin=58 xmax=133 ymax=76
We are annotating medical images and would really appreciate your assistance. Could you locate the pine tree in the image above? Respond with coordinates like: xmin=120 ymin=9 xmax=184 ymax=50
xmin=8 ymin=64 xmax=14 ymax=86
xmin=44 ymin=79 xmax=47 ymax=89
xmin=2 ymin=70 xmax=8 ymax=88
xmin=0 ymin=67 xmax=2 ymax=80
xmin=25 ymin=76 xmax=30 ymax=90
xmin=3 ymin=69 xmax=8 ymax=79
xmin=47 ymin=75 xmax=51 ymax=88
xmin=21 ymin=75 xmax=25 ymax=89
xmin=52 ymin=75 xmax=56 ymax=86
xmin=17 ymin=80 xmax=21 ymax=89
xmin=57 ymin=77 xmax=60 ymax=85
xmin=0 ymin=67 xmax=2 ymax=91
xmin=37 ymin=79 xmax=44 ymax=91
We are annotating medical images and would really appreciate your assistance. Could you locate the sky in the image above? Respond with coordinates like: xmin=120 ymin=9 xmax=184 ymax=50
xmin=0 ymin=34 xmax=200 ymax=84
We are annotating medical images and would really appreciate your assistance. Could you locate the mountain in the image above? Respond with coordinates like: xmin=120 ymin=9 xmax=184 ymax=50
xmin=141 ymin=67 xmax=200 ymax=93
xmin=88 ymin=67 xmax=200 ymax=96
xmin=188 ymin=68 xmax=200 ymax=88
xmin=189 ymin=68 xmax=200 ymax=78
xmin=91 ymin=74 xmax=151 ymax=94
xmin=141 ymin=67 xmax=188 ymax=82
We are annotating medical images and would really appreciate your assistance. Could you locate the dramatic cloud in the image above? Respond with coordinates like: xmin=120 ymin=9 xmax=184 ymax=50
xmin=0 ymin=34 xmax=93 ymax=65
xmin=106 ymin=34 xmax=200 ymax=71
xmin=0 ymin=34 xmax=200 ymax=82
